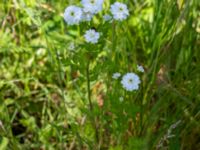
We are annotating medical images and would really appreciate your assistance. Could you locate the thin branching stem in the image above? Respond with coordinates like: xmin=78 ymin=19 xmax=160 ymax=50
xmin=86 ymin=60 xmax=93 ymax=111
xmin=86 ymin=59 xmax=99 ymax=145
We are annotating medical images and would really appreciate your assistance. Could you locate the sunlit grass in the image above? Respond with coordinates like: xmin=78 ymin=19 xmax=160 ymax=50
xmin=0 ymin=0 xmax=200 ymax=149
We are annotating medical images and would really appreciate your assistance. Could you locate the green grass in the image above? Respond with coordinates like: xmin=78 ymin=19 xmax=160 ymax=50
xmin=0 ymin=0 xmax=200 ymax=149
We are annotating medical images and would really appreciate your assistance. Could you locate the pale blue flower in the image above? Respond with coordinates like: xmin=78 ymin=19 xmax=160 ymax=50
xmin=84 ymin=29 xmax=100 ymax=44
xmin=81 ymin=10 xmax=94 ymax=21
xmin=137 ymin=65 xmax=144 ymax=73
xmin=121 ymin=73 xmax=140 ymax=91
xmin=110 ymin=2 xmax=129 ymax=21
xmin=103 ymin=14 xmax=112 ymax=21
xmin=64 ymin=6 xmax=83 ymax=25
xmin=112 ymin=72 xmax=121 ymax=79
xmin=81 ymin=0 xmax=104 ymax=14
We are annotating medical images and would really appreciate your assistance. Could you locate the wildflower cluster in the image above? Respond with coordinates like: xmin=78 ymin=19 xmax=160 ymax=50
xmin=113 ymin=72 xmax=141 ymax=91
xmin=64 ymin=2 xmax=143 ymax=92
xmin=64 ymin=1 xmax=129 ymax=44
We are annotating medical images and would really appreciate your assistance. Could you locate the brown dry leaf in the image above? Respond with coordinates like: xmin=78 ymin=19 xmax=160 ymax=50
xmin=97 ymin=93 xmax=104 ymax=107
xmin=92 ymin=81 xmax=106 ymax=108
xmin=51 ymin=92 xmax=61 ymax=105
xmin=92 ymin=81 xmax=103 ymax=95
xmin=156 ymin=65 xmax=168 ymax=85
xmin=71 ymin=71 xmax=80 ymax=79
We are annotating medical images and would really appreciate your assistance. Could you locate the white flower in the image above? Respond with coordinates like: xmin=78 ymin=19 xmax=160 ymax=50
xmin=84 ymin=29 xmax=100 ymax=44
xmin=64 ymin=6 xmax=83 ymax=25
xmin=81 ymin=11 xmax=94 ymax=21
xmin=103 ymin=14 xmax=112 ymax=21
xmin=81 ymin=0 xmax=104 ymax=14
xmin=110 ymin=2 xmax=129 ymax=21
xmin=137 ymin=65 xmax=144 ymax=73
xmin=112 ymin=72 xmax=121 ymax=79
xmin=121 ymin=73 xmax=141 ymax=91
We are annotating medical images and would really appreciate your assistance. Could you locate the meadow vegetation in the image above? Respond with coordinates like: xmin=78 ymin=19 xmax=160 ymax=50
xmin=0 ymin=0 xmax=200 ymax=149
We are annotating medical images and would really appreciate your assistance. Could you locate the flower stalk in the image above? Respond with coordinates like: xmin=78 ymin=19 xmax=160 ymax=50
xmin=86 ymin=60 xmax=93 ymax=111
xmin=86 ymin=58 xmax=99 ymax=144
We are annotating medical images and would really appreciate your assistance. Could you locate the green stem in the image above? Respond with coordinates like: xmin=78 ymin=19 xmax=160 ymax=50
xmin=111 ymin=21 xmax=116 ymax=61
xmin=86 ymin=60 xmax=93 ymax=111
xmin=86 ymin=59 xmax=99 ymax=146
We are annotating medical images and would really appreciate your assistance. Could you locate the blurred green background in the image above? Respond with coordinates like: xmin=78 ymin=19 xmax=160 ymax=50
xmin=0 ymin=0 xmax=200 ymax=149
